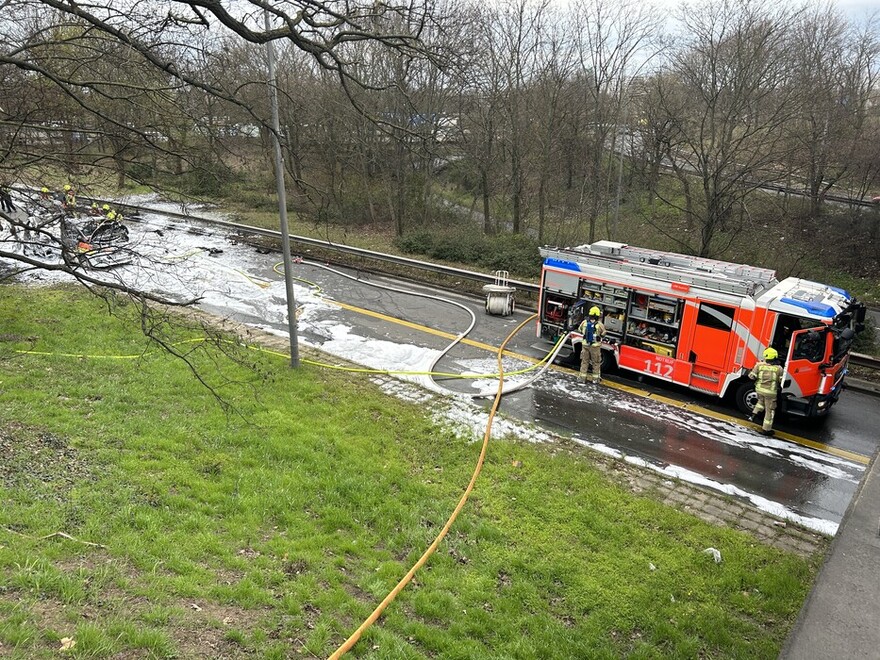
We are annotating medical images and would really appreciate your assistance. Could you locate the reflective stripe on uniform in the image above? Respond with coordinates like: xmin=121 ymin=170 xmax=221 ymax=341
xmin=753 ymin=363 xmax=782 ymax=396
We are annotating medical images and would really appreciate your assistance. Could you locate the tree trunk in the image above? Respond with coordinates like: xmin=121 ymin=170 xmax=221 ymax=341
xmin=481 ymin=168 xmax=493 ymax=235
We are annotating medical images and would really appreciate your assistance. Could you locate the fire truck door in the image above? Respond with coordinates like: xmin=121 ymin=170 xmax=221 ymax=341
xmin=689 ymin=302 xmax=736 ymax=371
xmin=783 ymin=327 xmax=827 ymax=396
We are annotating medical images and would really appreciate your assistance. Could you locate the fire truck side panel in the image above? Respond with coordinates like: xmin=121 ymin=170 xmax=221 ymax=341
xmin=618 ymin=345 xmax=681 ymax=383
xmin=694 ymin=303 xmax=738 ymax=394
xmin=537 ymin=266 xmax=580 ymax=344
xmin=543 ymin=268 xmax=579 ymax=296
xmin=745 ymin=306 xmax=776 ymax=369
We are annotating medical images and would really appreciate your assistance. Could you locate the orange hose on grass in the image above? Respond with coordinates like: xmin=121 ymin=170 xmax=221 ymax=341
xmin=328 ymin=313 xmax=538 ymax=659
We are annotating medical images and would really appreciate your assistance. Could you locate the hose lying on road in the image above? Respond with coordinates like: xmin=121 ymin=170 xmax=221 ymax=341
xmin=470 ymin=330 xmax=571 ymax=399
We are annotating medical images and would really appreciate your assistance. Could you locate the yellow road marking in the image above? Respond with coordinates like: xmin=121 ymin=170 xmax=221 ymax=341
xmin=329 ymin=299 xmax=872 ymax=466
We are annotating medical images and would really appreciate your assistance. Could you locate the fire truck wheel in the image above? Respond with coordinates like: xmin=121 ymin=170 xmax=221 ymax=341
xmin=734 ymin=382 xmax=759 ymax=415
xmin=571 ymin=343 xmax=583 ymax=368
xmin=601 ymin=349 xmax=617 ymax=374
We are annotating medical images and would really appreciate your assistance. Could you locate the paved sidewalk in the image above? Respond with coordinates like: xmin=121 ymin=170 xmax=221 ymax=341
xmin=779 ymin=445 xmax=880 ymax=659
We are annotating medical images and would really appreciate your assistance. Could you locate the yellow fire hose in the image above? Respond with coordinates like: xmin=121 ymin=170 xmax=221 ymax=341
xmin=328 ymin=313 xmax=537 ymax=658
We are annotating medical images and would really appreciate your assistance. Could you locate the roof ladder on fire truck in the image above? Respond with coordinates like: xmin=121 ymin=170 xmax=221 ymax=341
xmin=540 ymin=241 xmax=778 ymax=297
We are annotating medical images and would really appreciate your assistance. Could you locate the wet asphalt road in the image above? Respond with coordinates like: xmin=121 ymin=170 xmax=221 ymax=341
xmin=229 ymin=255 xmax=877 ymax=529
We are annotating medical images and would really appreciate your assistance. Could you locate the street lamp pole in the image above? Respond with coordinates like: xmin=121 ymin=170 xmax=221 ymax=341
xmin=264 ymin=9 xmax=299 ymax=367
xmin=612 ymin=79 xmax=629 ymax=242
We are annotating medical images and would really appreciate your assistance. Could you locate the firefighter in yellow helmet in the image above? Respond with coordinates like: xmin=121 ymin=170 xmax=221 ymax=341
xmin=62 ymin=183 xmax=76 ymax=209
xmin=578 ymin=305 xmax=606 ymax=384
xmin=748 ymin=347 xmax=784 ymax=436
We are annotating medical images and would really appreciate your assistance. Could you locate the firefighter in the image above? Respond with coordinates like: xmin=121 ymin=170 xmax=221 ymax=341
xmin=578 ymin=306 xmax=606 ymax=384
xmin=63 ymin=184 xmax=76 ymax=208
xmin=0 ymin=184 xmax=14 ymax=212
xmin=748 ymin=347 xmax=784 ymax=436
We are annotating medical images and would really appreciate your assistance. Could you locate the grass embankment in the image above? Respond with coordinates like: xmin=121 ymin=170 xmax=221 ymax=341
xmin=1 ymin=286 xmax=818 ymax=658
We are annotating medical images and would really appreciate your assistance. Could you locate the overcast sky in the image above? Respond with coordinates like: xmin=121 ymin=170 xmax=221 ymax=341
xmin=650 ymin=0 xmax=879 ymax=21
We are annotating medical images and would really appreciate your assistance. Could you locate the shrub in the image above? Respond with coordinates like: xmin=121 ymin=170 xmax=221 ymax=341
xmin=854 ymin=315 xmax=878 ymax=356
xmin=178 ymin=157 xmax=239 ymax=197
xmin=395 ymin=228 xmax=541 ymax=278
xmin=394 ymin=230 xmax=436 ymax=255
xmin=429 ymin=233 xmax=486 ymax=263
xmin=126 ymin=162 xmax=154 ymax=182
xmin=477 ymin=234 xmax=541 ymax=277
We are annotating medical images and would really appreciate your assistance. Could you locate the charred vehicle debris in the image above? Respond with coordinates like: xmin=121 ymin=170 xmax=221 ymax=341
xmin=1 ymin=186 xmax=133 ymax=269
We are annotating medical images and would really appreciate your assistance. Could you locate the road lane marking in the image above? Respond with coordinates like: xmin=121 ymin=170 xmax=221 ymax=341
xmin=329 ymin=299 xmax=872 ymax=466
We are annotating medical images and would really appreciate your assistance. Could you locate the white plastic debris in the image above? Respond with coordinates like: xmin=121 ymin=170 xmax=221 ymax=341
xmin=649 ymin=562 xmax=657 ymax=572
xmin=702 ymin=547 xmax=722 ymax=563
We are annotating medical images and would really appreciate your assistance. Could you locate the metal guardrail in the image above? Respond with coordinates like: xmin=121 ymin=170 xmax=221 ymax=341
xmin=851 ymin=353 xmax=880 ymax=371
xmin=111 ymin=202 xmax=542 ymax=294
xmin=650 ymin=166 xmax=880 ymax=209
xmin=846 ymin=354 xmax=880 ymax=397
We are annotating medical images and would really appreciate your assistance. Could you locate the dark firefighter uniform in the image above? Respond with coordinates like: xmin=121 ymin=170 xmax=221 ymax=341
xmin=578 ymin=306 xmax=606 ymax=384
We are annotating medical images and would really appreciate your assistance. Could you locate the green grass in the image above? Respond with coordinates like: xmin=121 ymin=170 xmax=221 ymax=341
xmin=0 ymin=285 xmax=819 ymax=658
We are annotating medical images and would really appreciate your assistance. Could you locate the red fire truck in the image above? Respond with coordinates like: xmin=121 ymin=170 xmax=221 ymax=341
xmin=538 ymin=241 xmax=866 ymax=419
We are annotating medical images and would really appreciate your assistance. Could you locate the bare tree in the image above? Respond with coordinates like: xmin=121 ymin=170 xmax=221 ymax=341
xmin=531 ymin=23 xmax=576 ymax=244
xmin=0 ymin=0 xmax=449 ymax=396
xmin=451 ymin=3 xmax=506 ymax=235
xmin=786 ymin=7 xmax=879 ymax=216
xmin=646 ymin=0 xmax=798 ymax=257
xmin=570 ymin=0 xmax=658 ymax=243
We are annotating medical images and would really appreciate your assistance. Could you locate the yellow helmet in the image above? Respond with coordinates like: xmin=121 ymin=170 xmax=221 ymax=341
xmin=763 ymin=347 xmax=778 ymax=361
xmin=102 ymin=204 xmax=111 ymax=211
xmin=41 ymin=186 xmax=49 ymax=193
xmin=63 ymin=184 xmax=72 ymax=191
xmin=589 ymin=306 xmax=602 ymax=317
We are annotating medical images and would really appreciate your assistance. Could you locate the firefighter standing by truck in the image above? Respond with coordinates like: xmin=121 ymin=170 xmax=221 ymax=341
xmin=579 ymin=306 xmax=606 ymax=384
xmin=749 ymin=348 xmax=784 ymax=436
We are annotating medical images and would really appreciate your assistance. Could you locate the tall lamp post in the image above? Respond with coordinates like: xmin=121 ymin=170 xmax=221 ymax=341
xmin=264 ymin=9 xmax=300 ymax=367
xmin=612 ymin=79 xmax=629 ymax=242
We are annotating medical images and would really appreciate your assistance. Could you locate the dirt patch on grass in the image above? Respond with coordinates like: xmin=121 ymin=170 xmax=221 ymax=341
xmin=171 ymin=599 xmax=265 ymax=659
xmin=0 ymin=422 xmax=95 ymax=503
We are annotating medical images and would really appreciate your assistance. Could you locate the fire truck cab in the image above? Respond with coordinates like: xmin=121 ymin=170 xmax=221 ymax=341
xmin=538 ymin=241 xmax=865 ymax=419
